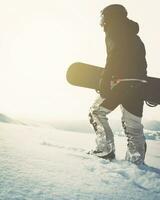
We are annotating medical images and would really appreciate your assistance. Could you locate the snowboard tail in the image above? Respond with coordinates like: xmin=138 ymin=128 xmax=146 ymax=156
xmin=66 ymin=62 xmax=160 ymax=105
xmin=66 ymin=62 xmax=101 ymax=90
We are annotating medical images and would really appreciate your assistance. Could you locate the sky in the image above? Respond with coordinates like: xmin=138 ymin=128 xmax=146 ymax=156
xmin=0 ymin=0 xmax=160 ymax=121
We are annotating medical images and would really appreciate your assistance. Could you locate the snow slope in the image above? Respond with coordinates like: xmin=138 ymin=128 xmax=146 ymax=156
xmin=0 ymin=122 xmax=160 ymax=200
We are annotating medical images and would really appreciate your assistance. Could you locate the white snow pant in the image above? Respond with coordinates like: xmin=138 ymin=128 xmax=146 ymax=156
xmin=89 ymin=95 xmax=146 ymax=164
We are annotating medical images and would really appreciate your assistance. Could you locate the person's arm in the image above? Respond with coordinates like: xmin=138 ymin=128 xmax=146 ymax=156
xmin=98 ymin=34 xmax=116 ymax=97
xmin=98 ymin=58 xmax=112 ymax=98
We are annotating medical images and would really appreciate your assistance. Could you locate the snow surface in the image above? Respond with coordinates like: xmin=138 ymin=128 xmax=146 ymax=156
xmin=0 ymin=122 xmax=160 ymax=200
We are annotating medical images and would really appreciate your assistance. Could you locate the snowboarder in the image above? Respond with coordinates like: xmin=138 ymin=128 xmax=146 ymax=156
xmin=89 ymin=4 xmax=147 ymax=165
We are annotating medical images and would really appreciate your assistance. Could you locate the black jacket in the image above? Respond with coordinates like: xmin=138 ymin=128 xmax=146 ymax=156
xmin=100 ymin=18 xmax=147 ymax=90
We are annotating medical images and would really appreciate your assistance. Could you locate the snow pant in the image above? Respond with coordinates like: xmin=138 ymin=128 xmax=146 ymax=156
xmin=89 ymin=82 xmax=146 ymax=164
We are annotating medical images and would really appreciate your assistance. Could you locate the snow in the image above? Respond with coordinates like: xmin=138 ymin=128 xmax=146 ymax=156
xmin=0 ymin=122 xmax=160 ymax=200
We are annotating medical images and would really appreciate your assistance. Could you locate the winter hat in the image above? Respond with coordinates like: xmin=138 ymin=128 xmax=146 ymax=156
xmin=100 ymin=4 xmax=128 ymax=26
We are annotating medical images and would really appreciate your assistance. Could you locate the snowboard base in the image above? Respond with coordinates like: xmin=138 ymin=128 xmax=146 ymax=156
xmin=66 ymin=62 xmax=160 ymax=105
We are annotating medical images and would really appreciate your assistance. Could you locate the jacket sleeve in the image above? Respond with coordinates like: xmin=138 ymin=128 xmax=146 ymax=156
xmin=99 ymin=57 xmax=112 ymax=97
xmin=99 ymin=34 xmax=114 ymax=97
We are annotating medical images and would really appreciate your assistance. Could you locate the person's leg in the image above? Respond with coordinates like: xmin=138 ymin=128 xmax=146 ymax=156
xmin=89 ymin=95 xmax=115 ymax=159
xmin=121 ymin=105 xmax=146 ymax=165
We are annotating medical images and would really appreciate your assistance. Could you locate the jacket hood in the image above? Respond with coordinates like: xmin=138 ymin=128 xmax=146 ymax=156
xmin=126 ymin=19 xmax=139 ymax=35
xmin=104 ymin=18 xmax=139 ymax=36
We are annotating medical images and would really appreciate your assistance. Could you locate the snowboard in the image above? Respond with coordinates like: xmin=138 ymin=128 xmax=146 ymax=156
xmin=66 ymin=62 xmax=160 ymax=105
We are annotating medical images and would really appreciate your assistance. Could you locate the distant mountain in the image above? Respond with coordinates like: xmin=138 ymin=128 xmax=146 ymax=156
xmin=0 ymin=114 xmax=42 ymax=126
xmin=143 ymin=120 xmax=160 ymax=131
xmin=50 ymin=120 xmax=93 ymax=133
xmin=52 ymin=119 xmax=123 ymax=133
xmin=52 ymin=119 xmax=160 ymax=133
xmin=1 ymin=113 xmax=159 ymax=134
xmin=0 ymin=113 xmax=13 ymax=123
xmin=51 ymin=119 xmax=160 ymax=140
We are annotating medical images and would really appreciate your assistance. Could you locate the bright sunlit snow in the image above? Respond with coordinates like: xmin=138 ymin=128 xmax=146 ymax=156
xmin=0 ymin=122 xmax=159 ymax=200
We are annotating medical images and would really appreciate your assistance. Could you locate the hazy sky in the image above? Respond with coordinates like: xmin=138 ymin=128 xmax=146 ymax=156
xmin=0 ymin=0 xmax=160 ymax=121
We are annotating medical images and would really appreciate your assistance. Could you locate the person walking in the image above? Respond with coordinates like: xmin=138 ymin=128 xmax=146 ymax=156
xmin=89 ymin=4 xmax=147 ymax=165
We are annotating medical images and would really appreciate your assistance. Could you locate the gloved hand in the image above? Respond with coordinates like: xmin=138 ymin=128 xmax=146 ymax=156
xmin=98 ymin=77 xmax=111 ymax=98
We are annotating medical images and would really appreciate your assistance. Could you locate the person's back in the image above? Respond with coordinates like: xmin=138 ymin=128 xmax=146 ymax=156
xmin=89 ymin=4 xmax=147 ymax=165
xmin=104 ymin=18 xmax=147 ymax=79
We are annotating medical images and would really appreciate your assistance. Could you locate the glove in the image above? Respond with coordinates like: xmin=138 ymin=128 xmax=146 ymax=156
xmin=98 ymin=77 xmax=111 ymax=98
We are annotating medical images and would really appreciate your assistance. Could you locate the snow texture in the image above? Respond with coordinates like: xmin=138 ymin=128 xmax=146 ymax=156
xmin=0 ymin=122 xmax=160 ymax=200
